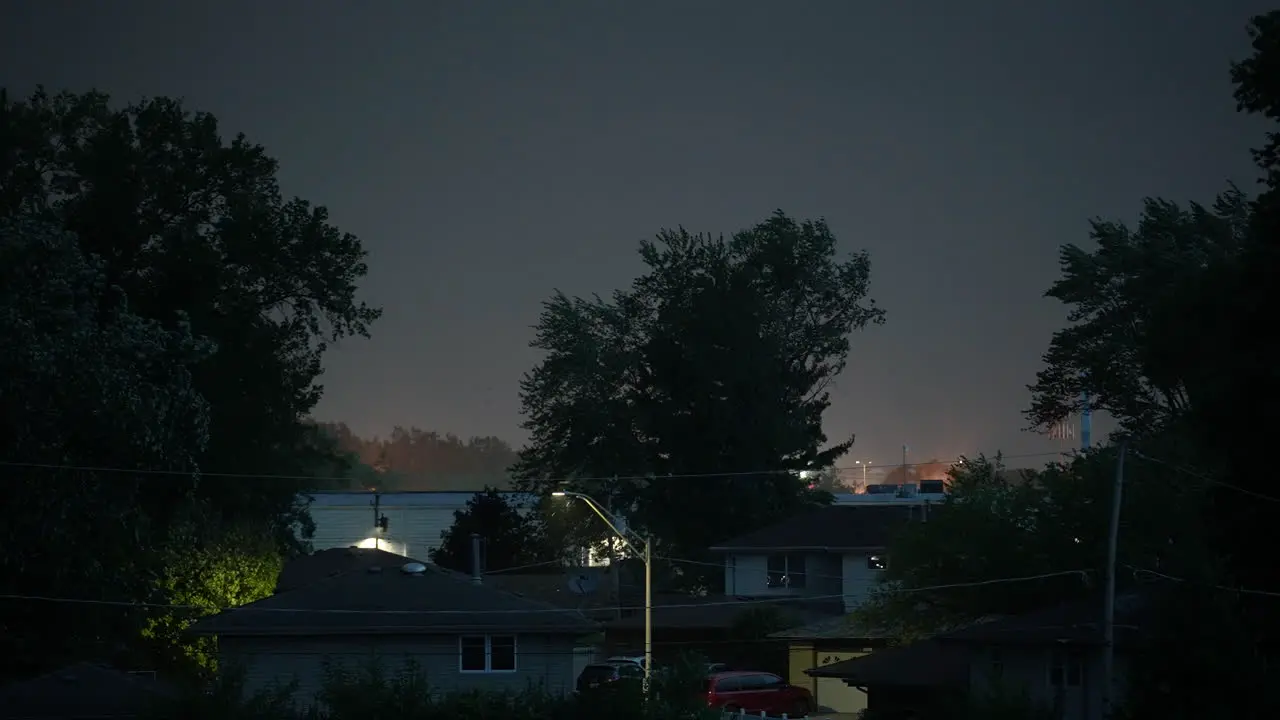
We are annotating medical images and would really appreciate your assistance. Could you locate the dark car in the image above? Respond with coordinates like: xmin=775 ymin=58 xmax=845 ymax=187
xmin=576 ymin=662 xmax=645 ymax=694
xmin=704 ymin=671 xmax=814 ymax=716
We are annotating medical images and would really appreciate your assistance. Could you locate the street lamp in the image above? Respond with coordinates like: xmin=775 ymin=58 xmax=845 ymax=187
xmin=552 ymin=490 xmax=652 ymax=686
xmin=854 ymin=460 xmax=869 ymax=485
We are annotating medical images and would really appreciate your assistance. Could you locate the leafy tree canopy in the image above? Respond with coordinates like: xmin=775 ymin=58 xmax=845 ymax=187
xmin=513 ymin=211 xmax=883 ymax=588
xmin=856 ymin=451 xmax=1204 ymax=641
xmin=430 ymin=489 xmax=560 ymax=573
xmin=1027 ymin=9 xmax=1280 ymax=597
xmin=0 ymin=88 xmax=379 ymax=678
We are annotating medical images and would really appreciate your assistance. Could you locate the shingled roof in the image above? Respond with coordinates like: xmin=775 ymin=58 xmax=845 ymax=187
xmin=605 ymin=595 xmax=841 ymax=630
xmin=0 ymin=662 xmax=179 ymax=719
xmin=710 ymin=505 xmax=916 ymax=552
xmin=191 ymin=552 xmax=598 ymax=638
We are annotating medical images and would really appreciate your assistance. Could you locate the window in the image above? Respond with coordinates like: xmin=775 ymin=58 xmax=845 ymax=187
xmin=459 ymin=635 xmax=517 ymax=673
xmin=766 ymin=553 xmax=807 ymax=588
xmin=867 ymin=555 xmax=888 ymax=571
xmin=1050 ymin=647 xmax=1082 ymax=687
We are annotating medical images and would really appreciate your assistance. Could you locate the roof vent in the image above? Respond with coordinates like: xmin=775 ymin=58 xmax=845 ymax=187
xmin=400 ymin=562 xmax=427 ymax=575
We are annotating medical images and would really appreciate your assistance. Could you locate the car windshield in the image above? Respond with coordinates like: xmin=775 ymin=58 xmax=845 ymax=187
xmin=580 ymin=665 xmax=619 ymax=682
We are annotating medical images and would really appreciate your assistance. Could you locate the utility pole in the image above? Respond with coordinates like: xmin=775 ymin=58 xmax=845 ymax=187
xmin=902 ymin=445 xmax=908 ymax=484
xmin=644 ymin=533 xmax=652 ymax=689
xmin=1101 ymin=442 xmax=1126 ymax=717
xmin=606 ymin=483 xmax=621 ymax=621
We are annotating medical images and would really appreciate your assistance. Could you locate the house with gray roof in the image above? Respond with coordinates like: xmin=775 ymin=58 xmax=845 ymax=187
xmin=190 ymin=548 xmax=598 ymax=706
xmin=807 ymin=593 xmax=1150 ymax=720
xmin=711 ymin=504 xmax=920 ymax=613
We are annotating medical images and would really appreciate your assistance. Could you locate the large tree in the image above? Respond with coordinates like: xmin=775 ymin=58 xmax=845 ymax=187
xmin=856 ymin=452 xmax=1203 ymax=641
xmin=0 ymin=88 xmax=379 ymax=546
xmin=430 ymin=489 xmax=560 ymax=573
xmin=515 ymin=211 xmax=884 ymax=587
xmin=0 ymin=214 xmax=215 ymax=678
xmin=0 ymin=89 xmax=379 ymax=677
xmin=1026 ymin=11 xmax=1280 ymax=596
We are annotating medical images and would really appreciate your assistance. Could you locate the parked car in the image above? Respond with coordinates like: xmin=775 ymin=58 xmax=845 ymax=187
xmin=576 ymin=662 xmax=645 ymax=694
xmin=605 ymin=654 xmax=646 ymax=668
xmin=704 ymin=671 xmax=814 ymax=716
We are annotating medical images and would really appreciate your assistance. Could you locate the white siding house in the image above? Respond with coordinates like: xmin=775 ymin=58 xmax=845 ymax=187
xmin=713 ymin=498 xmax=936 ymax=613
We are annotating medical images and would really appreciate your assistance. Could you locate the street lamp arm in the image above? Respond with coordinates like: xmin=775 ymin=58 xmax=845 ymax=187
xmin=552 ymin=489 xmax=652 ymax=690
xmin=553 ymin=491 xmax=643 ymax=555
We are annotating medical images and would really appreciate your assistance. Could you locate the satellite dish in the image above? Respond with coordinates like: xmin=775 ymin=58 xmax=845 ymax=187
xmin=567 ymin=570 xmax=600 ymax=595
xmin=400 ymin=562 xmax=427 ymax=575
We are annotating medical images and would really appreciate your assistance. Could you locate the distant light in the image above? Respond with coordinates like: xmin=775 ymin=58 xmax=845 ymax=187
xmin=552 ymin=491 xmax=567 ymax=497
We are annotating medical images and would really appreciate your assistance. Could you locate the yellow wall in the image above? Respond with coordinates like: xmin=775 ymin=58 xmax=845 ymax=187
xmin=789 ymin=642 xmax=872 ymax=715
xmin=788 ymin=642 xmax=815 ymax=694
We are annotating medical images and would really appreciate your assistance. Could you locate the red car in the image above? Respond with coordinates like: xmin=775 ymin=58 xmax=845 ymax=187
xmin=705 ymin=671 xmax=814 ymax=716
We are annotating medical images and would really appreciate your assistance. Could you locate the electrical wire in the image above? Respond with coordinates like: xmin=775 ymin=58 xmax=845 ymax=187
xmin=0 ymin=570 xmax=1097 ymax=616
xmin=1129 ymin=450 xmax=1280 ymax=503
xmin=0 ymin=451 xmax=1069 ymax=485
xmin=1125 ymin=564 xmax=1280 ymax=598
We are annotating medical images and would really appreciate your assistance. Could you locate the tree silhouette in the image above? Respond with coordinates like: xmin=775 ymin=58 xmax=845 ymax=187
xmin=429 ymin=489 xmax=559 ymax=573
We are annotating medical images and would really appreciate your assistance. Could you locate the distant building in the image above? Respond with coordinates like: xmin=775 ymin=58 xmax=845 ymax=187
xmin=302 ymin=491 xmax=534 ymax=559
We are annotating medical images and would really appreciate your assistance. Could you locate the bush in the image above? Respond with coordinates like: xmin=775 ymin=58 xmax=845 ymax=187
xmin=167 ymin=652 xmax=722 ymax=720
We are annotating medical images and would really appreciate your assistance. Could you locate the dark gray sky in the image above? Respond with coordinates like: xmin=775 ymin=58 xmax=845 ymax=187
xmin=4 ymin=1 xmax=1270 ymax=470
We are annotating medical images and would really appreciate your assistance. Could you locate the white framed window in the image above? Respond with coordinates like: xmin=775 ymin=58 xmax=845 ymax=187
xmin=459 ymin=635 xmax=518 ymax=673
xmin=766 ymin=553 xmax=807 ymax=588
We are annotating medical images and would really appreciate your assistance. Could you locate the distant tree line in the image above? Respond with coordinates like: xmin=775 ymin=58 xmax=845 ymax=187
xmin=316 ymin=422 xmax=520 ymax=491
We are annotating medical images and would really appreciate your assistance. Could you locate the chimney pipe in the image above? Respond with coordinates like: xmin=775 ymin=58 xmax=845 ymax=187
xmin=471 ymin=534 xmax=483 ymax=585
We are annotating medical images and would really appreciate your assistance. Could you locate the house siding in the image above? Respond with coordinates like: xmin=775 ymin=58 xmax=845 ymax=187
xmin=303 ymin=492 xmax=532 ymax=560
xmin=220 ymin=633 xmax=578 ymax=709
xmin=723 ymin=553 xmax=842 ymax=598
xmin=840 ymin=552 xmax=884 ymax=612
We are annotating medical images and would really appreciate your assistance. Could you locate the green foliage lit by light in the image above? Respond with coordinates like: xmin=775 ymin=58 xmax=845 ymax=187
xmin=143 ymin=533 xmax=283 ymax=676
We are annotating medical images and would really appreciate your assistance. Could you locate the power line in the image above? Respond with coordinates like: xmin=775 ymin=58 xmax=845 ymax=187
xmin=1125 ymin=565 xmax=1280 ymax=598
xmin=0 ymin=570 xmax=1098 ymax=616
xmin=0 ymin=451 xmax=1068 ymax=485
xmin=1129 ymin=450 xmax=1280 ymax=503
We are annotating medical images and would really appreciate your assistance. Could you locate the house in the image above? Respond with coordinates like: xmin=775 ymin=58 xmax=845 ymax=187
xmin=190 ymin=548 xmax=598 ymax=706
xmin=710 ymin=504 xmax=919 ymax=613
xmin=0 ymin=662 xmax=179 ymax=719
xmin=807 ymin=593 xmax=1148 ymax=720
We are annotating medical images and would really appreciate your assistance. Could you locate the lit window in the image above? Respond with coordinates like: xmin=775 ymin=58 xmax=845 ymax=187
xmin=766 ymin=553 xmax=807 ymax=588
xmin=459 ymin=635 xmax=518 ymax=673
xmin=867 ymin=555 xmax=888 ymax=571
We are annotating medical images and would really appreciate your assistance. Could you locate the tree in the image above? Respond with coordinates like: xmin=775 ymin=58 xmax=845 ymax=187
xmin=0 ymin=88 xmax=380 ymax=550
xmin=0 ymin=214 xmax=214 ymax=678
xmin=1025 ymin=186 xmax=1252 ymax=440
xmin=1026 ymin=11 xmax=1280 ymax=596
xmin=316 ymin=422 xmax=521 ymax=491
xmin=856 ymin=451 xmax=1202 ymax=640
xmin=429 ymin=489 xmax=559 ymax=573
xmin=0 ymin=88 xmax=379 ymax=678
xmin=514 ymin=212 xmax=884 ymax=587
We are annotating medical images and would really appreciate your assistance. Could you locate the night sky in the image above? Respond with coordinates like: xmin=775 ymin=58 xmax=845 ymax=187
xmin=3 ymin=1 xmax=1269 ymax=470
